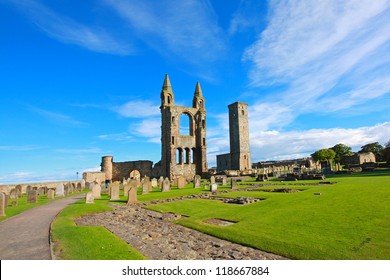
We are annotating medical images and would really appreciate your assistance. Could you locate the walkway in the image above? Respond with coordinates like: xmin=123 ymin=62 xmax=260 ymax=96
xmin=0 ymin=194 xmax=85 ymax=260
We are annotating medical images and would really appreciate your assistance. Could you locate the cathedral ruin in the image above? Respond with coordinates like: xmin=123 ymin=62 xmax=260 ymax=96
xmin=98 ymin=74 xmax=208 ymax=182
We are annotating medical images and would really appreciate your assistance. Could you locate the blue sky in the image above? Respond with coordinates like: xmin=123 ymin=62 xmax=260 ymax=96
xmin=1 ymin=0 xmax=390 ymax=184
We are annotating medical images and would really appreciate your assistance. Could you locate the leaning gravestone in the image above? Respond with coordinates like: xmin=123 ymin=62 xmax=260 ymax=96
xmin=210 ymin=176 xmax=216 ymax=185
xmin=27 ymin=190 xmax=38 ymax=203
xmin=92 ymin=184 xmax=101 ymax=199
xmin=110 ymin=184 xmax=120 ymax=200
xmin=127 ymin=186 xmax=137 ymax=205
xmin=47 ymin=189 xmax=55 ymax=200
xmin=56 ymin=184 xmax=64 ymax=197
xmin=162 ymin=178 xmax=170 ymax=192
xmin=0 ymin=193 xmax=5 ymax=217
xmin=211 ymin=183 xmax=218 ymax=194
xmin=85 ymin=192 xmax=94 ymax=204
xmin=231 ymin=179 xmax=238 ymax=190
xmin=193 ymin=175 xmax=201 ymax=188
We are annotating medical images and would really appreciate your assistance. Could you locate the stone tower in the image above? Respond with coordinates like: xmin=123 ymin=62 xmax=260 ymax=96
xmin=101 ymin=156 xmax=113 ymax=181
xmin=160 ymin=74 xmax=208 ymax=180
xmin=228 ymin=102 xmax=252 ymax=170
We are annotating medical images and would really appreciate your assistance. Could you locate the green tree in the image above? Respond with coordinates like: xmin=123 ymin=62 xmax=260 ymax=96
xmin=359 ymin=142 xmax=384 ymax=161
xmin=331 ymin=143 xmax=353 ymax=163
xmin=311 ymin=148 xmax=336 ymax=163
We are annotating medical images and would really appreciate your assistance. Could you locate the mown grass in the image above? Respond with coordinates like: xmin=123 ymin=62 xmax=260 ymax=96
xmin=146 ymin=171 xmax=390 ymax=260
xmin=0 ymin=190 xmax=89 ymax=222
xmin=51 ymin=194 xmax=146 ymax=260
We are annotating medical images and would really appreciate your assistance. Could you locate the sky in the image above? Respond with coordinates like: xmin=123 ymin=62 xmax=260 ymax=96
xmin=1 ymin=0 xmax=390 ymax=184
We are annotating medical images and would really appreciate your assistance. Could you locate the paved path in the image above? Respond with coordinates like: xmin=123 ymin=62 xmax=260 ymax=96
xmin=0 ymin=194 xmax=85 ymax=260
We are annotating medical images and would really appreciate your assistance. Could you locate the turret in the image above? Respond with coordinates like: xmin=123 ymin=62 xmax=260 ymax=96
xmin=192 ymin=81 xmax=205 ymax=109
xmin=161 ymin=74 xmax=174 ymax=107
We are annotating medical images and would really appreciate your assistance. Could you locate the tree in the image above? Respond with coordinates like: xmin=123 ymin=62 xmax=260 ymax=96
xmin=311 ymin=148 xmax=336 ymax=162
xmin=331 ymin=143 xmax=353 ymax=163
xmin=385 ymin=139 xmax=390 ymax=148
xmin=359 ymin=142 xmax=384 ymax=161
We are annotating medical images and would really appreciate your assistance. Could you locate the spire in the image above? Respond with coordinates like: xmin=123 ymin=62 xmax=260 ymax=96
xmin=194 ymin=81 xmax=203 ymax=96
xmin=161 ymin=73 xmax=174 ymax=106
xmin=193 ymin=81 xmax=205 ymax=109
xmin=162 ymin=73 xmax=172 ymax=90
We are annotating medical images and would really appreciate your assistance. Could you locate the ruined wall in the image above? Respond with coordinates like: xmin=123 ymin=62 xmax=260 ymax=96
xmin=83 ymin=172 xmax=106 ymax=183
xmin=341 ymin=152 xmax=376 ymax=166
xmin=100 ymin=157 xmax=153 ymax=182
xmin=160 ymin=74 xmax=208 ymax=180
xmin=217 ymin=153 xmax=231 ymax=172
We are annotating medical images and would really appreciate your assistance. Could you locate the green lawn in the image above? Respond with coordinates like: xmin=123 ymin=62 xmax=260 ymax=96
xmin=50 ymin=171 xmax=390 ymax=260
xmin=146 ymin=171 xmax=390 ymax=260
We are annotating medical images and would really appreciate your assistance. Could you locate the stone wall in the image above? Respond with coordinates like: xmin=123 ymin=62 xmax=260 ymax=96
xmin=341 ymin=152 xmax=376 ymax=166
xmin=83 ymin=172 xmax=106 ymax=183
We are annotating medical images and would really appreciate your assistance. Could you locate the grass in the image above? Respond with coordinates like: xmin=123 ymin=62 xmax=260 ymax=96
xmin=51 ymin=194 xmax=146 ymax=260
xmin=0 ymin=190 xmax=89 ymax=222
xmin=50 ymin=171 xmax=389 ymax=259
xmin=146 ymin=171 xmax=390 ymax=260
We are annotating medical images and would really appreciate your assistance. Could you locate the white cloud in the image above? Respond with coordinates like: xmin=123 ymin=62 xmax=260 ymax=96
xmin=131 ymin=118 xmax=161 ymax=143
xmin=114 ymin=101 xmax=160 ymax=118
xmin=97 ymin=133 xmax=133 ymax=142
xmin=103 ymin=0 xmax=226 ymax=65
xmin=243 ymin=0 xmax=390 ymax=129
xmin=5 ymin=0 xmax=132 ymax=55
xmin=29 ymin=106 xmax=89 ymax=128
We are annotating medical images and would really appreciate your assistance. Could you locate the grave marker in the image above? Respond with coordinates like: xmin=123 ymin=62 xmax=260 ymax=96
xmin=47 ymin=189 xmax=55 ymax=200
xmin=56 ymin=184 xmax=64 ymax=197
xmin=86 ymin=192 xmax=94 ymax=204
xmin=110 ymin=184 xmax=120 ymax=200
xmin=27 ymin=190 xmax=38 ymax=203
xmin=92 ymin=184 xmax=101 ymax=199
xmin=127 ymin=186 xmax=137 ymax=205
xmin=0 ymin=193 xmax=5 ymax=217
xmin=193 ymin=175 xmax=201 ymax=188
xmin=162 ymin=178 xmax=170 ymax=192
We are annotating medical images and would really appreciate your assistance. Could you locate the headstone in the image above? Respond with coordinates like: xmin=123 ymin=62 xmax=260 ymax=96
xmin=129 ymin=179 xmax=139 ymax=191
xmin=222 ymin=177 xmax=227 ymax=186
xmin=211 ymin=183 xmax=218 ymax=194
xmin=85 ymin=192 xmax=94 ymax=204
xmin=151 ymin=178 xmax=158 ymax=188
xmin=56 ymin=184 xmax=64 ymax=197
xmin=127 ymin=186 xmax=137 ymax=205
xmin=47 ymin=189 xmax=55 ymax=200
xmin=15 ymin=185 xmax=22 ymax=196
xmin=162 ymin=178 xmax=170 ymax=192
xmin=80 ymin=179 xmax=86 ymax=189
xmin=231 ymin=179 xmax=238 ymax=190
xmin=193 ymin=175 xmax=201 ymax=188
xmin=3 ymin=194 xmax=9 ymax=209
xmin=142 ymin=181 xmax=149 ymax=194
xmin=0 ymin=193 xmax=5 ymax=217
xmin=10 ymin=188 xmax=18 ymax=200
xmin=26 ymin=185 xmax=32 ymax=192
xmin=210 ymin=176 xmax=216 ymax=185
xmin=123 ymin=184 xmax=131 ymax=197
xmin=92 ymin=184 xmax=101 ymax=199
xmin=110 ymin=184 xmax=120 ymax=200
xmin=177 ymin=176 xmax=186 ymax=189
xmin=38 ymin=188 xmax=45 ymax=196
xmin=27 ymin=190 xmax=38 ymax=203
xmin=158 ymin=176 xmax=164 ymax=188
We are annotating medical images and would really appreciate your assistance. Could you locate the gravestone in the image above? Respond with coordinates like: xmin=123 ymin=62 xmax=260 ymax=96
xmin=92 ymin=184 xmax=101 ymax=199
xmin=56 ymin=184 xmax=64 ymax=197
xmin=77 ymin=183 xmax=82 ymax=192
xmin=151 ymin=178 xmax=158 ymax=188
xmin=123 ymin=184 xmax=131 ymax=197
xmin=80 ymin=179 xmax=86 ymax=189
xmin=10 ymin=188 xmax=18 ymax=200
xmin=211 ymin=183 xmax=218 ymax=194
xmin=3 ymin=193 xmax=9 ymax=209
xmin=47 ymin=189 xmax=55 ymax=200
xmin=177 ymin=176 xmax=186 ymax=189
xmin=193 ymin=175 xmax=201 ymax=188
xmin=162 ymin=178 xmax=170 ymax=192
xmin=38 ymin=188 xmax=45 ymax=196
xmin=0 ymin=193 xmax=5 ymax=217
xmin=222 ymin=177 xmax=227 ymax=186
xmin=158 ymin=176 xmax=164 ymax=188
xmin=15 ymin=185 xmax=22 ymax=196
xmin=27 ymin=190 xmax=38 ymax=203
xmin=110 ymin=184 xmax=120 ymax=200
xmin=231 ymin=179 xmax=238 ymax=190
xmin=127 ymin=186 xmax=137 ymax=205
xmin=210 ymin=176 xmax=216 ymax=185
xmin=26 ymin=185 xmax=32 ymax=192
xmin=142 ymin=181 xmax=150 ymax=194
xmin=86 ymin=182 xmax=94 ymax=189
xmin=86 ymin=192 xmax=94 ymax=204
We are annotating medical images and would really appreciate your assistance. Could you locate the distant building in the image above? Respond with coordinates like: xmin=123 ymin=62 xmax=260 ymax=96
xmin=341 ymin=152 xmax=376 ymax=166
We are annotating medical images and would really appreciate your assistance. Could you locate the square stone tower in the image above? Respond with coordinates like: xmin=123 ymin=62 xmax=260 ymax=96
xmin=228 ymin=102 xmax=251 ymax=171
xmin=160 ymin=74 xmax=208 ymax=180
